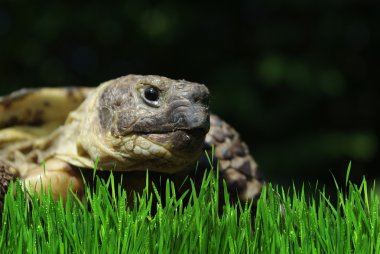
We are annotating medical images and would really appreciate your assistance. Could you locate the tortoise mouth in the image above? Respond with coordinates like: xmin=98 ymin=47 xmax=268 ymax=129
xmin=141 ymin=127 xmax=207 ymax=155
xmin=135 ymin=125 xmax=208 ymax=135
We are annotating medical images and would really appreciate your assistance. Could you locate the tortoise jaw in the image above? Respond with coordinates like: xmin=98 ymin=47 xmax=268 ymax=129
xmin=172 ymin=128 xmax=207 ymax=153
xmin=141 ymin=127 xmax=207 ymax=155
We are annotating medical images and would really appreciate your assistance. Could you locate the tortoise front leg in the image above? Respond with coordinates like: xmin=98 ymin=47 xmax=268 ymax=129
xmin=203 ymin=114 xmax=264 ymax=203
xmin=21 ymin=158 xmax=84 ymax=202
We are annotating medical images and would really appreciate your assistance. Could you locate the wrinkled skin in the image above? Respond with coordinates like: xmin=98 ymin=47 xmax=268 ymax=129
xmin=0 ymin=75 xmax=263 ymax=207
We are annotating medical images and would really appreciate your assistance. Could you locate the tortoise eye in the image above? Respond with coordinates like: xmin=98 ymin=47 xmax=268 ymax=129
xmin=142 ymin=86 xmax=160 ymax=107
xmin=144 ymin=87 xmax=159 ymax=101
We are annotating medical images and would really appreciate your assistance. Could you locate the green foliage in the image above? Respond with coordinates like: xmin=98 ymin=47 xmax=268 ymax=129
xmin=256 ymin=179 xmax=380 ymax=253
xmin=1 ymin=168 xmax=380 ymax=253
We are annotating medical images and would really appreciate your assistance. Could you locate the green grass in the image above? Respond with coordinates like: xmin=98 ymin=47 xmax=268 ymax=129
xmin=1 ymin=166 xmax=380 ymax=253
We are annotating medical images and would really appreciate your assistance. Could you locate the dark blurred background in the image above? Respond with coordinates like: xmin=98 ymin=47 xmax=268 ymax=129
xmin=0 ymin=0 xmax=379 ymax=190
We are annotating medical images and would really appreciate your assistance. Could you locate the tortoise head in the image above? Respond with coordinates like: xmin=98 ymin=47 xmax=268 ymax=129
xmin=78 ymin=75 xmax=210 ymax=173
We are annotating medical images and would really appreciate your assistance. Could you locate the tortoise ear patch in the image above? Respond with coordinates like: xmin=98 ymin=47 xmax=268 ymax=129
xmin=98 ymin=84 xmax=136 ymax=135
xmin=99 ymin=107 xmax=112 ymax=130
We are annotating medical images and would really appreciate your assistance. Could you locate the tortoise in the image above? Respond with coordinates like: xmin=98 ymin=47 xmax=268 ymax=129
xmin=0 ymin=74 xmax=263 ymax=211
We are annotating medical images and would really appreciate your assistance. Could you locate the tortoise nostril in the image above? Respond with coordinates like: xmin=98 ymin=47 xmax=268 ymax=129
xmin=193 ymin=94 xmax=201 ymax=104
xmin=200 ymin=95 xmax=210 ymax=106
xmin=191 ymin=88 xmax=209 ymax=106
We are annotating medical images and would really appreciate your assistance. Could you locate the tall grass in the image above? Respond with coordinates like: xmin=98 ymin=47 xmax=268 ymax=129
xmin=1 ymin=166 xmax=379 ymax=253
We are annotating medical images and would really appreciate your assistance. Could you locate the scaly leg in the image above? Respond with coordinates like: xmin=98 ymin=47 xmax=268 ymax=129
xmin=21 ymin=158 xmax=84 ymax=202
xmin=202 ymin=114 xmax=264 ymax=203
